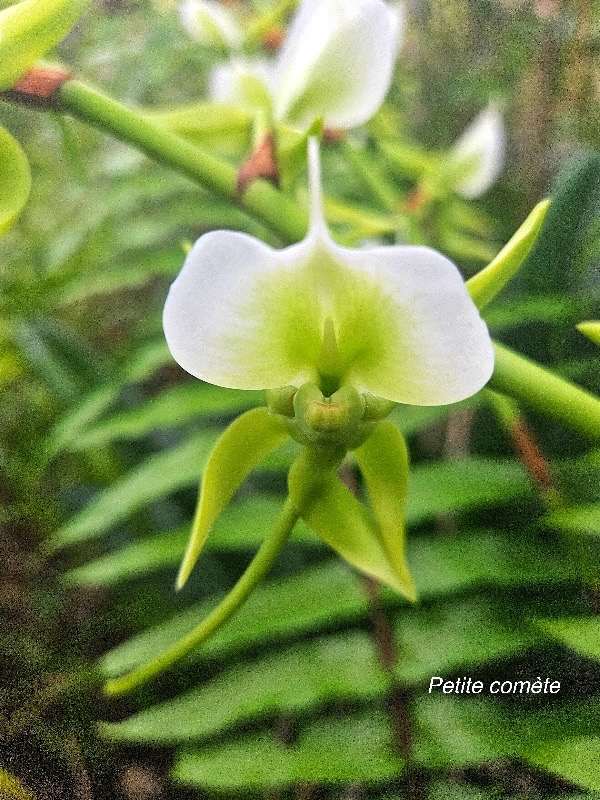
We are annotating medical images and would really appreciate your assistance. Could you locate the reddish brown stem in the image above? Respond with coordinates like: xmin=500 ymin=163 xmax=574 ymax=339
xmin=508 ymin=418 xmax=561 ymax=508
xmin=237 ymin=131 xmax=280 ymax=195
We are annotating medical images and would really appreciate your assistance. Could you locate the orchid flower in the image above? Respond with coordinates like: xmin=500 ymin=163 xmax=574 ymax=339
xmin=182 ymin=0 xmax=397 ymax=131
xmin=163 ymin=138 xmax=494 ymax=599
xmin=450 ymin=103 xmax=506 ymax=199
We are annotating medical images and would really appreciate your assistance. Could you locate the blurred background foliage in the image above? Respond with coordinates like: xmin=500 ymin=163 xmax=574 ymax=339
xmin=0 ymin=0 xmax=599 ymax=798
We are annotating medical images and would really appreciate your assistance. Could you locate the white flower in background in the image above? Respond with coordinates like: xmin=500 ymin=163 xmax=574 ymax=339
xmin=270 ymin=0 xmax=396 ymax=129
xmin=163 ymin=138 xmax=494 ymax=406
xmin=179 ymin=0 xmax=242 ymax=50
xmin=181 ymin=0 xmax=397 ymax=131
xmin=451 ymin=103 xmax=506 ymax=198
xmin=388 ymin=1 xmax=406 ymax=57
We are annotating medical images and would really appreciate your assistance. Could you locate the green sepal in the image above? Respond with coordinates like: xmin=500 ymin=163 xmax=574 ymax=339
xmin=287 ymin=447 xmax=415 ymax=596
xmin=354 ymin=420 xmax=416 ymax=602
xmin=466 ymin=199 xmax=550 ymax=310
xmin=0 ymin=125 xmax=31 ymax=234
xmin=177 ymin=407 xmax=289 ymax=589
xmin=0 ymin=0 xmax=91 ymax=90
xmin=577 ymin=321 xmax=600 ymax=347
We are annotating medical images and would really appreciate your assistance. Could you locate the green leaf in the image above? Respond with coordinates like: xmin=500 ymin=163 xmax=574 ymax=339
xmin=101 ymin=630 xmax=386 ymax=744
xmin=50 ymin=431 xmax=219 ymax=550
xmin=406 ymin=457 xmax=531 ymax=525
xmin=45 ymin=339 xmax=172 ymax=455
xmin=0 ymin=770 xmax=35 ymax=800
xmin=173 ymin=710 xmax=402 ymax=790
xmin=0 ymin=0 xmax=91 ymax=90
xmin=177 ymin=408 xmax=289 ymax=589
xmin=427 ymin=781 xmax=499 ymax=800
xmin=172 ymin=697 xmax=600 ymax=790
xmin=521 ymin=152 xmax=600 ymax=293
xmin=354 ymin=420 xmax=416 ymax=601
xmin=100 ymin=562 xmax=369 ymax=679
xmin=537 ymin=617 xmax=600 ymax=661
xmin=100 ymin=595 xmax=540 ymax=746
xmin=483 ymin=295 xmax=577 ymax=330
xmin=62 ymin=528 xmax=189 ymax=588
xmin=45 ymin=384 xmax=123 ymax=457
xmin=68 ymin=383 xmax=261 ymax=451
xmin=466 ymin=199 xmax=550 ymax=310
xmin=411 ymin=529 xmax=579 ymax=598
xmin=528 ymin=736 xmax=600 ymax=793
xmin=415 ymin=695 xmax=600 ymax=769
xmin=577 ymin=320 xmax=600 ymax=346
xmin=545 ymin=504 xmax=600 ymax=537
xmin=394 ymin=595 xmax=541 ymax=684
xmin=0 ymin=125 xmax=31 ymax=234
xmin=99 ymin=519 xmax=580 ymax=680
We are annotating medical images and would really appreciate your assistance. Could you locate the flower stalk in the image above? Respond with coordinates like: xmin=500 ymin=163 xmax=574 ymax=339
xmin=490 ymin=342 xmax=600 ymax=443
xmin=104 ymin=498 xmax=299 ymax=696
xmin=56 ymin=79 xmax=309 ymax=243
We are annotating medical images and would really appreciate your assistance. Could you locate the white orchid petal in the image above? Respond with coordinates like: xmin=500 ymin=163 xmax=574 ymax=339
xmin=452 ymin=103 xmax=506 ymax=199
xmin=327 ymin=242 xmax=495 ymax=404
xmin=179 ymin=0 xmax=243 ymax=50
xmin=163 ymin=231 xmax=324 ymax=389
xmin=273 ymin=0 xmax=395 ymax=129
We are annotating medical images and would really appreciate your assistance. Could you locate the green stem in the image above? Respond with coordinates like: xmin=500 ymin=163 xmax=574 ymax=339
xmin=490 ymin=342 xmax=600 ymax=443
xmin=103 ymin=498 xmax=299 ymax=696
xmin=57 ymin=80 xmax=308 ymax=244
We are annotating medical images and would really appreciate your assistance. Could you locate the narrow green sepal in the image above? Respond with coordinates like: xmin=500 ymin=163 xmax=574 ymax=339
xmin=354 ymin=420 xmax=416 ymax=602
xmin=577 ymin=321 xmax=600 ymax=347
xmin=467 ymin=199 xmax=550 ymax=310
xmin=288 ymin=448 xmax=415 ymax=596
xmin=0 ymin=125 xmax=31 ymax=233
xmin=176 ymin=407 xmax=289 ymax=589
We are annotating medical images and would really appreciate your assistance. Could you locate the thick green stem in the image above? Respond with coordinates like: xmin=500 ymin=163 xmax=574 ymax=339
xmin=490 ymin=342 xmax=600 ymax=443
xmin=104 ymin=498 xmax=299 ymax=696
xmin=57 ymin=80 xmax=308 ymax=244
